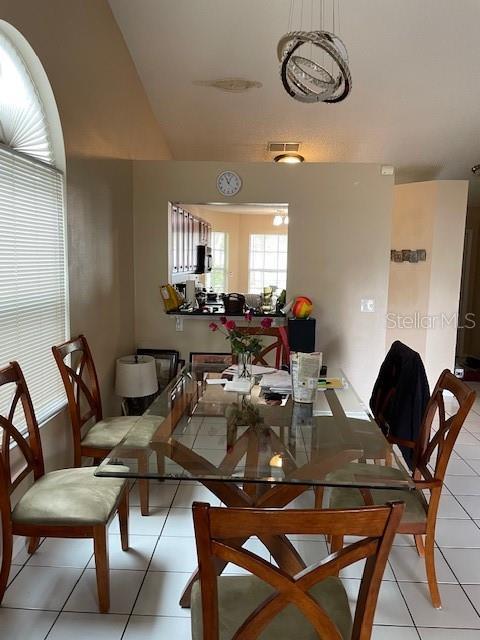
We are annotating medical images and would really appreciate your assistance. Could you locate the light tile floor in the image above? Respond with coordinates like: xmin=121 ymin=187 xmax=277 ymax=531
xmin=3 ymin=385 xmax=480 ymax=639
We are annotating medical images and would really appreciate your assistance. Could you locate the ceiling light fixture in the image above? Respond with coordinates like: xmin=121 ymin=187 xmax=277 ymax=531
xmin=273 ymin=211 xmax=289 ymax=226
xmin=278 ymin=0 xmax=351 ymax=104
xmin=193 ymin=78 xmax=262 ymax=93
xmin=274 ymin=153 xmax=304 ymax=164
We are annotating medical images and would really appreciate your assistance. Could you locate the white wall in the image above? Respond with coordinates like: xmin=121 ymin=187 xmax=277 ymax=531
xmin=387 ymin=181 xmax=468 ymax=386
xmin=133 ymin=161 xmax=394 ymax=403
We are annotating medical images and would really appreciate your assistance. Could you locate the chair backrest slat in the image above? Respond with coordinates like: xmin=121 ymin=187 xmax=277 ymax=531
xmin=235 ymin=326 xmax=290 ymax=368
xmin=193 ymin=501 xmax=404 ymax=640
xmin=414 ymin=370 xmax=476 ymax=484
xmin=52 ymin=335 xmax=103 ymax=451
xmin=0 ymin=362 xmax=45 ymax=518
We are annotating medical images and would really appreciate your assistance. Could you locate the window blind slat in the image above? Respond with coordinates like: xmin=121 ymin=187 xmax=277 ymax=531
xmin=0 ymin=145 xmax=67 ymax=431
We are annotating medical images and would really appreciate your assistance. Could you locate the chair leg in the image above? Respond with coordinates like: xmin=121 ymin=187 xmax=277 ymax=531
xmin=330 ymin=535 xmax=344 ymax=553
xmin=118 ymin=488 xmax=129 ymax=552
xmin=314 ymin=487 xmax=324 ymax=509
xmin=424 ymin=532 xmax=442 ymax=609
xmin=156 ymin=451 xmax=165 ymax=482
xmin=27 ymin=537 xmax=41 ymax=554
xmin=0 ymin=521 xmax=13 ymax=603
xmin=139 ymin=479 xmax=150 ymax=516
xmin=93 ymin=525 xmax=110 ymax=613
xmin=329 ymin=535 xmax=344 ymax=577
xmin=138 ymin=455 xmax=150 ymax=516
xmin=414 ymin=533 xmax=425 ymax=557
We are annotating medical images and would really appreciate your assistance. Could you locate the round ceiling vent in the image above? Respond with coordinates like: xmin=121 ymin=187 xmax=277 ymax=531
xmin=194 ymin=78 xmax=262 ymax=93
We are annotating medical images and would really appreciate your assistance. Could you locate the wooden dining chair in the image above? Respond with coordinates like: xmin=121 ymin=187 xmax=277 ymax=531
xmin=191 ymin=500 xmax=404 ymax=639
xmin=0 ymin=361 xmax=129 ymax=613
xmin=235 ymin=326 xmax=290 ymax=369
xmin=325 ymin=369 xmax=476 ymax=609
xmin=52 ymin=335 xmax=151 ymax=515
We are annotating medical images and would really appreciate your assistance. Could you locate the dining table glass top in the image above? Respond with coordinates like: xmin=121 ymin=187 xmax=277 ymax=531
xmin=95 ymin=363 xmax=414 ymax=490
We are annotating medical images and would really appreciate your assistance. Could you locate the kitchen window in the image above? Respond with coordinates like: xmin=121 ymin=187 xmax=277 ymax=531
xmin=205 ymin=231 xmax=228 ymax=293
xmin=248 ymin=234 xmax=287 ymax=294
xmin=0 ymin=24 xmax=68 ymax=430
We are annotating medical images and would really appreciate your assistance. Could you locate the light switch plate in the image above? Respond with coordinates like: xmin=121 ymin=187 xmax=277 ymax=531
xmin=175 ymin=317 xmax=184 ymax=331
xmin=361 ymin=298 xmax=375 ymax=313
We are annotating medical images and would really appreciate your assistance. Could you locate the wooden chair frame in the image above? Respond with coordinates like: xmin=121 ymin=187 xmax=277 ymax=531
xmin=331 ymin=369 xmax=476 ymax=609
xmin=52 ymin=335 xmax=151 ymax=516
xmin=193 ymin=501 xmax=404 ymax=640
xmin=235 ymin=326 xmax=290 ymax=369
xmin=0 ymin=361 xmax=129 ymax=613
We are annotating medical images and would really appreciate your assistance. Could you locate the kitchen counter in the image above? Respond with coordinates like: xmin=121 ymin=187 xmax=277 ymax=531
xmin=166 ymin=306 xmax=284 ymax=318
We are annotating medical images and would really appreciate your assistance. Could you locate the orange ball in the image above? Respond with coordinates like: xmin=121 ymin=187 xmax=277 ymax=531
xmin=292 ymin=296 xmax=313 ymax=319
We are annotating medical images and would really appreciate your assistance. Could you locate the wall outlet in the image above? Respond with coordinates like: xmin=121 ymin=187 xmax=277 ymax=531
xmin=361 ymin=298 xmax=375 ymax=313
xmin=175 ymin=316 xmax=184 ymax=331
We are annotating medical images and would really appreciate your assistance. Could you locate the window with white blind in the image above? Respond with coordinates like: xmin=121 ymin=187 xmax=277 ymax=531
xmin=205 ymin=231 xmax=228 ymax=293
xmin=248 ymin=234 xmax=287 ymax=294
xmin=0 ymin=26 xmax=67 ymax=428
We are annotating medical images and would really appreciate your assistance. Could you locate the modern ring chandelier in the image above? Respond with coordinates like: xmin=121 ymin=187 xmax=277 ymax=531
xmin=278 ymin=0 xmax=351 ymax=103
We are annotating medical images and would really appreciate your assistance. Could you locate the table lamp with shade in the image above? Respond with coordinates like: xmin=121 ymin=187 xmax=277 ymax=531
xmin=115 ymin=354 xmax=158 ymax=415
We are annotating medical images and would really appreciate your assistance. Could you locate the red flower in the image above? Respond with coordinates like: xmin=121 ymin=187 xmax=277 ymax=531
xmin=209 ymin=322 xmax=219 ymax=332
xmin=220 ymin=316 xmax=227 ymax=324
xmin=244 ymin=311 xmax=253 ymax=321
xmin=225 ymin=320 xmax=236 ymax=330
xmin=261 ymin=317 xmax=273 ymax=329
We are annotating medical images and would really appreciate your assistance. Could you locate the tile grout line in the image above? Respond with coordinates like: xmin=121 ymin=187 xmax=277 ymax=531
xmin=39 ymin=479 xmax=175 ymax=638
xmin=119 ymin=478 xmax=180 ymax=639
xmin=434 ymin=434 xmax=480 ymax=626
xmin=435 ymin=543 xmax=480 ymax=624
xmin=5 ymin=415 xmax=480 ymax=637
xmin=42 ymin=556 xmax=95 ymax=639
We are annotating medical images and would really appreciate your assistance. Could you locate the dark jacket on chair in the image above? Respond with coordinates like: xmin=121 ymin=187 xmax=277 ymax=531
xmin=370 ymin=341 xmax=430 ymax=469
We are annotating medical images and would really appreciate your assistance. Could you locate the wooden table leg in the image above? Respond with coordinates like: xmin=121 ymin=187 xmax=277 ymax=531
xmin=179 ymin=480 xmax=311 ymax=608
xmin=151 ymin=440 xmax=363 ymax=608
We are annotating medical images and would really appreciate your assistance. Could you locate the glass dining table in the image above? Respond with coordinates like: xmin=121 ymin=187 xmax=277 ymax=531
xmin=96 ymin=363 xmax=414 ymax=606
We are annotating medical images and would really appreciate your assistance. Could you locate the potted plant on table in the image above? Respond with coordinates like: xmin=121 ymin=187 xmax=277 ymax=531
xmin=208 ymin=312 xmax=273 ymax=379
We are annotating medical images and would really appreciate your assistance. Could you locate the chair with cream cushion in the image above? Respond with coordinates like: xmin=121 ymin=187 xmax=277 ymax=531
xmin=191 ymin=500 xmax=404 ymax=640
xmin=0 ymin=361 xmax=129 ymax=613
xmin=325 ymin=370 xmax=476 ymax=609
xmin=52 ymin=335 xmax=153 ymax=515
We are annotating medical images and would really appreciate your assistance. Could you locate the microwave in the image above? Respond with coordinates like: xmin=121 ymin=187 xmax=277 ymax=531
xmin=195 ymin=245 xmax=212 ymax=274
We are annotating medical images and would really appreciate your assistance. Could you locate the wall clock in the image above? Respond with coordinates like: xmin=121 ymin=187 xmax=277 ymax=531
xmin=216 ymin=170 xmax=242 ymax=197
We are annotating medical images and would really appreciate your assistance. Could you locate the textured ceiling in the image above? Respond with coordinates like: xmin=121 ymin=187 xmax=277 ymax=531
xmin=109 ymin=0 xmax=480 ymax=203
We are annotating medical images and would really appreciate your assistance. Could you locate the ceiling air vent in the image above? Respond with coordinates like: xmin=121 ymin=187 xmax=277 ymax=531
xmin=268 ymin=142 xmax=301 ymax=153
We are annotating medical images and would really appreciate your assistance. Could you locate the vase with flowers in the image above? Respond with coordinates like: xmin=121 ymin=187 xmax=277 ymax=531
xmin=209 ymin=313 xmax=273 ymax=379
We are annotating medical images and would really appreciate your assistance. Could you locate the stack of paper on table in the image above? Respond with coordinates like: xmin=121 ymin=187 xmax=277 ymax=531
xmin=260 ymin=370 xmax=292 ymax=394
xmin=224 ymin=379 xmax=254 ymax=393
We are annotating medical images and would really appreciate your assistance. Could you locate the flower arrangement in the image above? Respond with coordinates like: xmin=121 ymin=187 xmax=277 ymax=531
xmin=208 ymin=313 xmax=273 ymax=356
xmin=209 ymin=313 xmax=273 ymax=379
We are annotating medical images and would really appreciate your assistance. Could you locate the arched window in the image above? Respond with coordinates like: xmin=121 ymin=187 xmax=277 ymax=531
xmin=0 ymin=22 xmax=68 ymax=426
